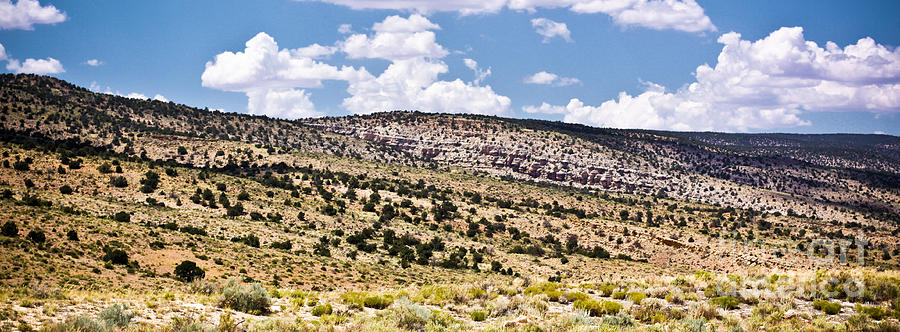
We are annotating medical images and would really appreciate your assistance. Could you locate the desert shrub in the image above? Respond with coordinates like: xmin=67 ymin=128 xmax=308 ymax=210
xmin=710 ymin=296 xmax=740 ymax=310
xmin=231 ymin=234 xmax=260 ymax=248
xmin=414 ymin=286 xmax=457 ymax=306
xmin=113 ymin=211 xmax=131 ymax=223
xmin=98 ymin=304 xmax=134 ymax=328
xmin=471 ymin=310 xmax=487 ymax=321
xmin=813 ymin=299 xmax=841 ymax=315
xmin=101 ymin=246 xmax=129 ymax=265
xmin=109 ymin=176 xmax=128 ymax=188
xmin=66 ymin=230 xmax=78 ymax=241
xmin=599 ymin=314 xmax=634 ymax=327
xmin=630 ymin=299 xmax=665 ymax=322
xmin=27 ymin=229 xmax=45 ymax=244
xmin=174 ymin=260 xmax=205 ymax=282
xmin=46 ymin=304 xmax=134 ymax=331
xmin=565 ymin=292 xmax=589 ymax=302
xmin=97 ymin=162 xmax=112 ymax=174
xmin=139 ymin=171 xmax=160 ymax=193
xmin=364 ymin=295 xmax=394 ymax=309
xmin=2 ymin=221 xmax=18 ymax=237
xmin=690 ymin=302 xmax=720 ymax=320
xmin=189 ymin=280 xmax=221 ymax=295
xmin=219 ymin=279 xmax=271 ymax=314
xmin=597 ymin=283 xmax=617 ymax=296
xmin=573 ymin=299 xmax=622 ymax=316
xmin=59 ymin=185 xmax=73 ymax=195
xmin=628 ymin=292 xmax=646 ymax=304
xmin=863 ymin=276 xmax=900 ymax=302
xmin=855 ymin=305 xmax=889 ymax=320
xmin=311 ymin=303 xmax=333 ymax=316
xmin=612 ymin=291 xmax=627 ymax=300
xmin=666 ymin=291 xmax=684 ymax=304
xmin=341 ymin=291 xmax=368 ymax=309
xmin=270 ymin=240 xmax=291 ymax=250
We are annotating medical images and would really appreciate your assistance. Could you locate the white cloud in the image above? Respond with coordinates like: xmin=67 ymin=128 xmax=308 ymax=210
xmin=523 ymin=27 xmax=900 ymax=132
xmin=201 ymin=32 xmax=368 ymax=119
xmin=463 ymin=58 xmax=491 ymax=85
xmin=125 ymin=92 xmax=148 ymax=100
xmin=202 ymin=15 xmax=511 ymax=117
xmin=530 ymin=18 xmax=571 ymax=43
xmin=300 ymin=0 xmax=714 ymax=33
xmin=522 ymin=102 xmax=566 ymax=114
xmin=85 ymin=59 xmax=102 ymax=66
xmin=343 ymin=58 xmax=509 ymax=114
xmin=6 ymin=56 xmax=64 ymax=74
xmin=298 ymin=0 xmax=508 ymax=15
xmin=0 ymin=0 xmax=66 ymax=30
xmin=153 ymin=94 xmax=169 ymax=102
xmin=291 ymin=43 xmax=337 ymax=58
xmin=0 ymin=43 xmax=6 ymax=61
xmin=247 ymin=88 xmax=323 ymax=118
xmin=524 ymin=71 xmax=580 ymax=86
xmin=341 ymin=14 xmax=448 ymax=61
xmin=338 ymin=23 xmax=353 ymax=34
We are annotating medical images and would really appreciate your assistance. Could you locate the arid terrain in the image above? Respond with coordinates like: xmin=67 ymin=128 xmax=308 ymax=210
xmin=0 ymin=74 xmax=898 ymax=331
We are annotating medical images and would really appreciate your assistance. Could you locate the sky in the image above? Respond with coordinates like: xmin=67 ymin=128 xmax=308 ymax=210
xmin=1 ymin=0 xmax=899 ymax=135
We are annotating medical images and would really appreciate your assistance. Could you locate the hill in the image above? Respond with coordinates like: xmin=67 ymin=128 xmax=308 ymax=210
xmin=0 ymin=74 xmax=898 ymax=331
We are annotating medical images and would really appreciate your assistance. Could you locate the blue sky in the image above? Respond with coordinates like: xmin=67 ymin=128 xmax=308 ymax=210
xmin=1 ymin=0 xmax=898 ymax=134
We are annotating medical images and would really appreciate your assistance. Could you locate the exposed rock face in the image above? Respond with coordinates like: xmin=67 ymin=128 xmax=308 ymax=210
xmin=307 ymin=112 xmax=900 ymax=227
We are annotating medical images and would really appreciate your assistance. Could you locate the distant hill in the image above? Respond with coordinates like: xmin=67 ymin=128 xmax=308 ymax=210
xmin=2 ymin=73 xmax=899 ymax=225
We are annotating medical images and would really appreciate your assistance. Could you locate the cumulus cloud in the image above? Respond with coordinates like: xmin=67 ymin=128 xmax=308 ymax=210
xmin=299 ymin=0 xmax=714 ymax=33
xmin=291 ymin=43 xmax=337 ymax=59
xmin=298 ymin=0 xmax=508 ymax=15
xmin=0 ymin=43 xmax=6 ymax=61
xmin=153 ymin=94 xmax=169 ymax=102
xmin=524 ymin=71 xmax=580 ymax=86
xmin=6 ymin=56 xmax=64 ymax=74
xmin=202 ymin=15 xmax=511 ymax=118
xmin=523 ymin=27 xmax=900 ymax=131
xmin=343 ymin=58 xmax=510 ymax=114
xmin=247 ymin=88 xmax=322 ymax=118
xmin=125 ymin=92 xmax=147 ymax=100
xmin=85 ymin=59 xmax=102 ymax=66
xmin=341 ymin=14 xmax=448 ymax=61
xmin=463 ymin=58 xmax=491 ymax=85
xmin=531 ymin=18 xmax=571 ymax=43
xmin=339 ymin=15 xmax=509 ymax=114
xmin=338 ymin=23 xmax=353 ymax=34
xmin=0 ymin=0 xmax=66 ymax=30
xmin=201 ymin=32 xmax=369 ymax=118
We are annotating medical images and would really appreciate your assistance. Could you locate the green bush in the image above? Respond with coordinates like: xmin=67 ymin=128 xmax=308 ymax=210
xmin=113 ymin=211 xmax=131 ymax=223
xmin=311 ymin=303 xmax=333 ymax=316
xmin=813 ymin=299 xmax=841 ymax=315
xmin=364 ymin=295 xmax=394 ymax=309
xmin=471 ymin=310 xmax=487 ymax=321
xmin=59 ymin=185 xmax=73 ymax=195
xmin=98 ymin=304 xmax=134 ymax=328
xmin=856 ymin=305 xmax=889 ymax=320
xmin=598 ymin=283 xmax=617 ymax=297
xmin=219 ymin=279 xmax=271 ymax=315
xmin=612 ymin=291 xmax=627 ymax=300
xmin=709 ymin=296 xmax=740 ymax=310
xmin=2 ymin=221 xmax=18 ymax=237
xmin=628 ymin=292 xmax=646 ymax=304
xmin=574 ymin=299 xmax=622 ymax=316
xmin=27 ymin=229 xmax=45 ymax=244
xmin=109 ymin=176 xmax=128 ymax=188
xmin=174 ymin=260 xmax=205 ymax=282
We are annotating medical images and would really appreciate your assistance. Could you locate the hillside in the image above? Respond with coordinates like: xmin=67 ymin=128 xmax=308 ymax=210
xmin=0 ymin=74 xmax=898 ymax=331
